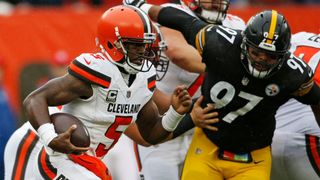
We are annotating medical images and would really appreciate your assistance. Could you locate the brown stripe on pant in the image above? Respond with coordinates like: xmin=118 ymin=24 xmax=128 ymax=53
xmin=11 ymin=129 xmax=39 ymax=180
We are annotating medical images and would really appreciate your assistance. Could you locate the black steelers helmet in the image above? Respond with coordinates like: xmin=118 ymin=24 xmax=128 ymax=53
xmin=241 ymin=10 xmax=291 ymax=79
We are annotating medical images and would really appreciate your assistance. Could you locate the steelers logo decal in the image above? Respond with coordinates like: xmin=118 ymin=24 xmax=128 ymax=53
xmin=265 ymin=84 xmax=280 ymax=96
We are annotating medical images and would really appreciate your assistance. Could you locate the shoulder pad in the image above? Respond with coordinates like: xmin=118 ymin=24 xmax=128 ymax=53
xmin=68 ymin=53 xmax=112 ymax=88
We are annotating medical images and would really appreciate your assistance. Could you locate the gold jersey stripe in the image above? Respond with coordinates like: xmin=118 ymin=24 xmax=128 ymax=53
xmin=195 ymin=25 xmax=210 ymax=55
xmin=266 ymin=10 xmax=278 ymax=44
xmin=292 ymin=78 xmax=315 ymax=97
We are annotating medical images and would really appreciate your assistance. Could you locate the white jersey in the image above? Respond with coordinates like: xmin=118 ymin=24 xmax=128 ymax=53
xmin=275 ymin=32 xmax=320 ymax=135
xmin=66 ymin=52 xmax=156 ymax=158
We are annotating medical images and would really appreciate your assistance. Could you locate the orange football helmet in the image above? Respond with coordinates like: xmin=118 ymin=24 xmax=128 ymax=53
xmin=96 ymin=5 xmax=156 ymax=74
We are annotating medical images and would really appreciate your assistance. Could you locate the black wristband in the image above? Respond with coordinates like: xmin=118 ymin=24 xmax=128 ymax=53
xmin=172 ymin=113 xmax=195 ymax=139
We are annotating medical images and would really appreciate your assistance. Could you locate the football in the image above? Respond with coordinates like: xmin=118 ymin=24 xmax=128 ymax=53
xmin=50 ymin=113 xmax=90 ymax=147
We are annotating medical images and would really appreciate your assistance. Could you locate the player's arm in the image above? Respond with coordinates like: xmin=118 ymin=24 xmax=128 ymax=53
xmin=172 ymin=96 xmax=219 ymax=138
xmin=23 ymin=73 xmax=92 ymax=154
xmin=135 ymin=85 xmax=191 ymax=145
xmin=160 ymin=26 xmax=205 ymax=73
xmin=124 ymin=1 xmax=207 ymax=48
xmin=293 ymin=76 xmax=320 ymax=127
xmin=124 ymin=123 xmax=151 ymax=147
xmin=152 ymin=88 xmax=171 ymax=115
xmin=296 ymin=84 xmax=320 ymax=127
xmin=129 ymin=95 xmax=218 ymax=144
xmin=147 ymin=5 xmax=207 ymax=48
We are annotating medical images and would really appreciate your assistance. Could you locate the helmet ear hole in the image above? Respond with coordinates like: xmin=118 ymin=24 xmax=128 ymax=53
xmin=107 ymin=41 xmax=114 ymax=49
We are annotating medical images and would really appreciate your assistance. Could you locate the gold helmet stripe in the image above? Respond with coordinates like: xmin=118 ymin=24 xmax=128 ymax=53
xmin=266 ymin=10 xmax=278 ymax=44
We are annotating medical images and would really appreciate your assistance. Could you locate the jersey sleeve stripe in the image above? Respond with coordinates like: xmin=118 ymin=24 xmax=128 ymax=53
xmin=69 ymin=61 xmax=111 ymax=88
xmin=12 ymin=130 xmax=39 ymax=180
xmin=147 ymin=75 xmax=156 ymax=91
xmin=195 ymin=26 xmax=209 ymax=55
xmin=292 ymin=78 xmax=314 ymax=96
xmin=38 ymin=147 xmax=57 ymax=179
xmin=187 ymin=73 xmax=205 ymax=97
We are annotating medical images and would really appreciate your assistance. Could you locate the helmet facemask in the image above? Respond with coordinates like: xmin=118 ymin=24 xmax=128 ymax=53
xmin=155 ymin=53 xmax=169 ymax=81
xmin=151 ymin=23 xmax=169 ymax=81
xmin=241 ymin=38 xmax=287 ymax=79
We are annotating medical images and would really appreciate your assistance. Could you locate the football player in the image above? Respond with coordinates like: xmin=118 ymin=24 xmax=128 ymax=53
xmin=271 ymin=32 xmax=320 ymax=180
xmin=4 ymin=5 xmax=192 ymax=180
xmin=103 ymin=22 xmax=169 ymax=180
xmin=131 ymin=4 xmax=320 ymax=180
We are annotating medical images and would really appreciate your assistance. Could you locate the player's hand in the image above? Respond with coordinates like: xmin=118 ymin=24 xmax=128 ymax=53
xmin=48 ymin=125 xmax=90 ymax=155
xmin=123 ymin=0 xmax=146 ymax=7
xmin=191 ymin=96 xmax=219 ymax=131
xmin=171 ymin=85 xmax=192 ymax=115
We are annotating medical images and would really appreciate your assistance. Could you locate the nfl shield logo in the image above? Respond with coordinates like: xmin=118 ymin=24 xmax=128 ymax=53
xmin=127 ymin=91 xmax=131 ymax=98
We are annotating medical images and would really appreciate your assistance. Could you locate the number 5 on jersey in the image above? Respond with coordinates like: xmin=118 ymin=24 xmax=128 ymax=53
xmin=95 ymin=116 xmax=132 ymax=157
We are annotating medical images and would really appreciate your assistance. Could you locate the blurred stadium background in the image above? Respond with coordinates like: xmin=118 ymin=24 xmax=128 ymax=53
xmin=0 ymin=0 xmax=319 ymax=178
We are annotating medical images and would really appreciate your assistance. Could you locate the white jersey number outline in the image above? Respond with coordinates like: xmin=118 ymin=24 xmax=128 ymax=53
xmin=210 ymin=81 xmax=263 ymax=123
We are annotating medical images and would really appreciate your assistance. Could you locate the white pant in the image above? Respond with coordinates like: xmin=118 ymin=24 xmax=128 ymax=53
xmin=271 ymin=131 xmax=320 ymax=180
xmin=4 ymin=122 xmax=100 ymax=180
xmin=104 ymin=134 xmax=141 ymax=180
xmin=138 ymin=131 xmax=193 ymax=180
xmin=5 ymin=123 xmax=43 ymax=180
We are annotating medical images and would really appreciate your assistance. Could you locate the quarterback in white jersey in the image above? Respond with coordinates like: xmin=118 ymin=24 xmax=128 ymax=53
xmin=4 ymin=5 xmax=192 ymax=180
xmin=116 ymin=0 xmax=245 ymax=180
xmin=272 ymin=32 xmax=320 ymax=180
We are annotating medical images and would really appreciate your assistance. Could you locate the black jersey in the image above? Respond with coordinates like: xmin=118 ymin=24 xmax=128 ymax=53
xmin=158 ymin=7 xmax=320 ymax=153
